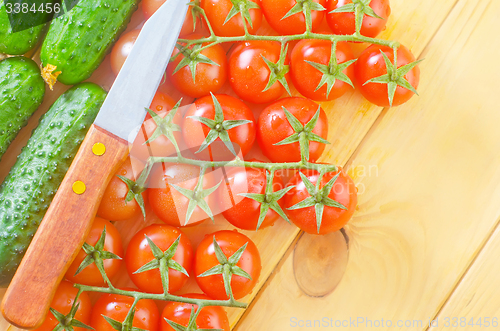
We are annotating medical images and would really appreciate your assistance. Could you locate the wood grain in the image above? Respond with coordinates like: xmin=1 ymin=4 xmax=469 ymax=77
xmin=237 ymin=0 xmax=500 ymax=330
xmin=1 ymin=125 xmax=129 ymax=329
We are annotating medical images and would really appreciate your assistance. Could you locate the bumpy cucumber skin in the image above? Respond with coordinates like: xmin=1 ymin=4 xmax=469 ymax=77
xmin=0 ymin=1 xmax=48 ymax=55
xmin=40 ymin=0 xmax=139 ymax=85
xmin=0 ymin=83 xmax=106 ymax=286
xmin=0 ymin=57 xmax=45 ymax=161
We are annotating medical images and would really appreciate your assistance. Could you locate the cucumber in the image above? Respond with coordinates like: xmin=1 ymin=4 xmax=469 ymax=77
xmin=0 ymin=56 xmax=45 ymax=161
xmin=0 ymin=82 xmax=106 ymax=286
xmin=40 ymin=0 xmax=139 ymax=87
xmin=0 ymin=1 xmax=54 ymax=55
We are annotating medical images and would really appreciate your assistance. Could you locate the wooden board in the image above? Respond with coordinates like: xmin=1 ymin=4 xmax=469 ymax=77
xmin=4 ymin=0 xmax=500 ymax=330
xmin=237 ymin=0 xmax=500 ymax=329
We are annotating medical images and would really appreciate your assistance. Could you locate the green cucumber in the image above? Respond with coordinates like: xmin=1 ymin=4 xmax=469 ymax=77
xmin=0 ymin=56 xmax=45 ymax=161
xmin=0 ymin=82 xmax=106 ymax=286
xmin=40 ymin=0 xmax=139 ymax=87
xmin=0 ymin=1 xmax=54 ymax=55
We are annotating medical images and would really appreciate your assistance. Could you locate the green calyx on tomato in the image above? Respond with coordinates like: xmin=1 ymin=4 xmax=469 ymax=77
xmin=75 ymin=227 xmax=122 ymax=287
xmin=117 ymin=175 xmax=147 ymax=219
xmin=363 ymin=49 xmax=423 ymax=107
xmin=143 ymin=100 xmax=182 ymax=152
xmin=163 ymin=308 xmax=203 ymax=331
xmin=305 ymin=42 xmax=357 ymax=98
xmin=273 ymin=105 xmax=330 ymax=162
xmin=224 ymin=0 xmax=261 ymax=29
xmin=238 ymin=170 xmax=294 ymax=229
xmin=187 ymin=0 xmax=204 ymax=32
xmin=331 ymin=0 xmax=384 ymax=34
xmin=261 ymin=43 xmax=292 ymax=96
xmin=49 ymin=304 xmax=93 ymax=331
xmin=288 ymin=171 xmax=348 ymax=234
xmin=169 ymin=167 xmax=222 ymax=225
xmin=197 ymin=236 xmax=252 ymax=300
xmin=282 ymin=0 xmax=326 ymax=31
xmin=173 ymin=43 xmax=220 ymax=84
xmin=133 ymin=234 xmax=189 ymax=294
xmin=188 ymin=93 xmax=252 ymax=156
xmin=101 ymin=306 xmax=143 ymax=331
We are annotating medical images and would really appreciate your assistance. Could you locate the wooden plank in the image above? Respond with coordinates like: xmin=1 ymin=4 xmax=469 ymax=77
xmin=237 ymin=0 xmax=500 ymax=329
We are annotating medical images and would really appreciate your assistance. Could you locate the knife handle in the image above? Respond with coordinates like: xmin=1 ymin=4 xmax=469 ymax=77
xmin=1 ymin=124 xmax=129 ymax=329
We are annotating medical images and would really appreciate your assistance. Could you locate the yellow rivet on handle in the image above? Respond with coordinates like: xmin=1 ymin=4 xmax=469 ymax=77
xmin=72 ymin=181 xmax=86 ymax=195
xmin=92 ymin=142 xmax=106 ymax=156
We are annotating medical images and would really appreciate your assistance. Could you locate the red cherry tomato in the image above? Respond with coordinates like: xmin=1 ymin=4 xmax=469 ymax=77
xmin=125 ymin=224 xmax=193 ymax=294
xmin=201 ymin=0 xmax=262 ymax=37
xmin=195 ymin=230 xmax=261 ymax=300
xmin=161 ymin=294 xmax=230 ymax=331
xmin=260 ymin=0 xmax=327 ymax=35
xmin=290 ymin=40 xmax=355 ymax=101
xmin=257 ymin=97 xmax=328 ymax=163
xmin=90 ymin=291 xmax=160 ymax=331
xmin=143 ymin=0 xmax=197 ymax=36
xmin=110 ymin=29 xmax=140 ymax=76
xmin=97 ymin=157 xmax=146 ymax=221
xmin=229 ymin=41 xmax=290 ymax=104
xmin=284 ymin=168 xmax=357 ymax=234
xmin=147 ymin=91 xmax=176 ymax=118
xmin=182 ymin=94 xmax=256 ymax=161
xmin=218 ymin=164 xmax=285 ymax=230
xmin=130 ymin=94 xmax=183 ymax=162
xmin=65 ymin=217 xmax=123 ymax=286
xmin=326 ymin=0 xmax=391 ymax=38
xmin=167 ymin=34 xmax=227 ymax=98
xmin=354 ymin=44 xmax=420 ymax=107
xmin=148 ymin=163 xmax=219 ymax=227
xmin=35 ymin=281 xmax=91 ymax=331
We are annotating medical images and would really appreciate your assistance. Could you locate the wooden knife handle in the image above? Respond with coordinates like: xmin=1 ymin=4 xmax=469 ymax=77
xmin=1 ymin=124 xmax=129 ymax=329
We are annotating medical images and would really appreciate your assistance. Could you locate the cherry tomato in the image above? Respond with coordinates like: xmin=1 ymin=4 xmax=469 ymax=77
xmin=90 ymin=291 xmax=160 ymax=331
xmin=182 ymin=94 xmax=256 ymax=161
xmin=147 ymin=91 xmax=176 ymax=118
xmin=110 ymin=29 xmax=140 ymax=76
xmin=65 ymin=217 xmax=123 ymax=286
xmin=130 ymin=94 xmax=183 ymax=162
xmin=284 ymin=168 xmax=357 ymax=234
xmin=354 ymin=44 xmax=420 ymax=107
xmin=228 ymin=41 xmax=290 ymax=104
xmin=326 ymin=0 xmax=391 ymax=38
xmin=35 ymin=281 xmax=91 ymax=331
xmin=97 ymin=157 xmax=146 ymax=221
xmin=260 ymin=0 xmax=327 ymax=35
xmin=148 ymin=163 xmax=219 ymax=227
xmin=143 ymin=0 xmax=198 ymax=36
xmin=161 ymin=294 xmax=230 ymax=331
xmin=126 ymin=225 xmax=193 ymax=294
xmin=201 ymin=0 xmax=262 ymax=37
xmin=195 ymin=230 xmax=261 ymax=300
xmin=290 ymin=40 xmax=355 ymax=101
xmin=167 ymin=34 xmax=227 ymax=98
xmin=218 ymin=163 xmax=285 ymax=230
xmin=257 ymin=97 xmax=328 ymax=163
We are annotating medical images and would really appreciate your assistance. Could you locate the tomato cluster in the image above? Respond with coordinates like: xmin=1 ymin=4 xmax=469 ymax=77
xmin=111 ymin=0 xmax=420 ymax=107
xmin=38 ymin=219 xmax=260 ymax=330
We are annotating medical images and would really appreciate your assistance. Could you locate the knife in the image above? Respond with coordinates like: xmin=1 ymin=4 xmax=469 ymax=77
xmin=1 ymin=0 xmax=188 ymax=328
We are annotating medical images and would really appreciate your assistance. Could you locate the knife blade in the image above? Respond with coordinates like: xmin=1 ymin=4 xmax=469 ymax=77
xmin=1 ymin=0 xmax=188 ymax=328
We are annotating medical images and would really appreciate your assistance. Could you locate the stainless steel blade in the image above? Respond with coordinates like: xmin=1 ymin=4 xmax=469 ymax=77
xmin=94 ymin=0 xmax=189 ymax=142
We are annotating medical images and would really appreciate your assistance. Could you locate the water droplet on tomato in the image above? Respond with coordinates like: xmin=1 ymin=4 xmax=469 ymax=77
xmin=115 ymin=305 xmax=121 ymax=311
xmin=156 ymin=105 xmax=163 ymax=111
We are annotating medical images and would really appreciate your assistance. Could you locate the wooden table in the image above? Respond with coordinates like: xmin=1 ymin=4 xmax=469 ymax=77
xmin=2 ymin=0 xmax=500 ymax=329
